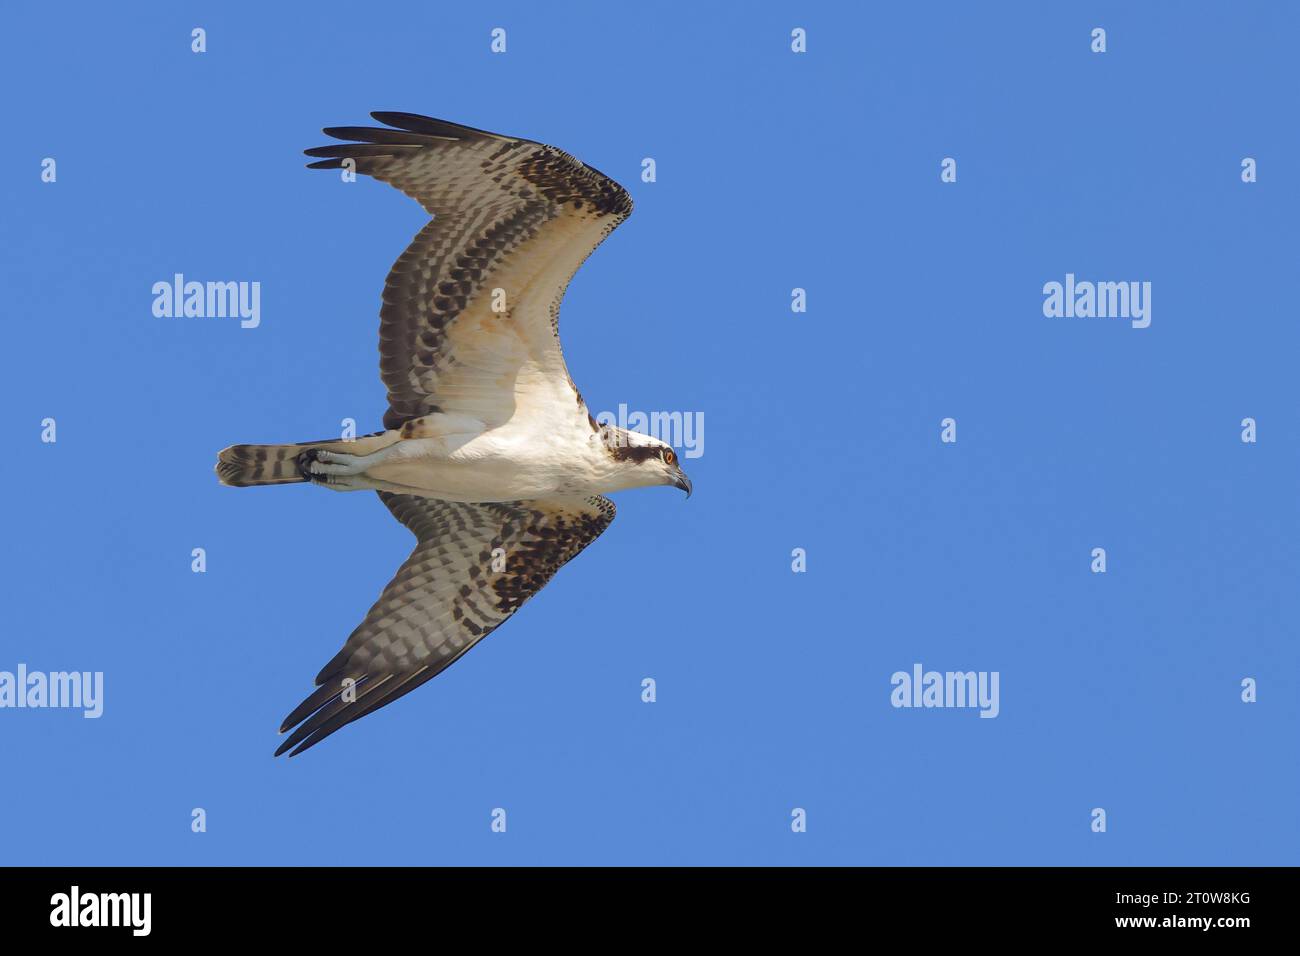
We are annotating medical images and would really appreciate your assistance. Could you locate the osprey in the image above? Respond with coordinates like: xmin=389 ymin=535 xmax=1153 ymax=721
xmin=216 ymin=112 xmax=691 ymax=756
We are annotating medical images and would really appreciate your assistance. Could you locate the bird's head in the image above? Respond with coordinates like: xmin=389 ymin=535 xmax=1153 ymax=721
xmin=601 ymin=428 xmax=693 ymax=497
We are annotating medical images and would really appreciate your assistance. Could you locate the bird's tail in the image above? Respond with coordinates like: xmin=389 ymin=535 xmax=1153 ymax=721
xmin=215 ymin=433 xmax=391 ymax=487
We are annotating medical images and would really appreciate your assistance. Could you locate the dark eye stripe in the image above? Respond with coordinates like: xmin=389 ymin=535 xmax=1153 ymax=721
xmin=609 ymin=444 xmax=660 ymax=464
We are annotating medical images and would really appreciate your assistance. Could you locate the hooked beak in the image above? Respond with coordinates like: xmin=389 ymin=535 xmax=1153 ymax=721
xmin=673 ymin=467 xmax=693 ymax=499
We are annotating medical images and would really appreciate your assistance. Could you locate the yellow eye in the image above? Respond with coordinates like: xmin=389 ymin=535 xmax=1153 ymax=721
xmin=664 ymin=449 xmax=676 ymax=465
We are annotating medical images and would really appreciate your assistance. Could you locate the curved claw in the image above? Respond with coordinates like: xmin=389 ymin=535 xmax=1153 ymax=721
xmin=296 ymin=448 xmax=322 ymax=480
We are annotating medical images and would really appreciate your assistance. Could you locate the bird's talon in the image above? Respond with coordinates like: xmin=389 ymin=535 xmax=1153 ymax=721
xmin=297 ymin=448 xmax=322 ymax=480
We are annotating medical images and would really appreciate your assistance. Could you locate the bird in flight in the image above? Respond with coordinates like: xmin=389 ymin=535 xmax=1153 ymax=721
xmin=216 ymin=112 xmax=692 ymax=756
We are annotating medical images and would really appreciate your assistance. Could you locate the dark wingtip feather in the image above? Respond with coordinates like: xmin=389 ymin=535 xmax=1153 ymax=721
xmin=274 ymin=674 xmax=389 ymax=757
xmin=287 ymin=733 xmax=330 ymax=758
xmin=370 ymin=111 xmax=511 ymax=142
xmin=303 ymin=143 xmax=421 ymax=159
xmin=314 ymin=647 xmax=353 ymax=686
xmin=323 ymin=126 xmax=446 ymax=146
xmin=278 ymin=682 xmax=340 ymax=734
xmin=301 ymin=112 xmax=529 ymax=175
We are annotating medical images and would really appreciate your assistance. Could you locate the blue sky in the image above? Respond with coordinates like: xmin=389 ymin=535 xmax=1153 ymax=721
xmin=1 ymin=1 xmax=1297 ymax=865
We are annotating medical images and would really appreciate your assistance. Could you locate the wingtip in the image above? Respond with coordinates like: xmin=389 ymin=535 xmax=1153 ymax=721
xmin=368 ymin=111 xmax=501 ymax=141
xmin=370 ymin=109 xmax=417 ymax=125
xmin=278 ymin=736 xmax=319 ymax=758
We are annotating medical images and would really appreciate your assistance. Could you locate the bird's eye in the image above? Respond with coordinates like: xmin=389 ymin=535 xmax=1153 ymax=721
xmin=664 ymin=449 xmax=676 ymax=465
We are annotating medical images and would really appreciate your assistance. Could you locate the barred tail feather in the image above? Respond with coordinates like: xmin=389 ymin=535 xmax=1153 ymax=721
xmin=216 ymin=442 xmax=312 ymax=486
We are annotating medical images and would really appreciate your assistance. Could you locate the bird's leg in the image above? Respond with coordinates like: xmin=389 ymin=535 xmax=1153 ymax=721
xmin=297 ymin=462 xmax=440 ymax=496
xmin=297 ymin=415 xmax=484 ymax=492
xmin=300 ymin=470 xmax=375 ymax=493
xmin=300 ymin=415 xmax=481 ymax=479
xmin=302 ymin=448 xmax=371 ymax=476
xmin=297 ymin=444 xmax=400 ymax=486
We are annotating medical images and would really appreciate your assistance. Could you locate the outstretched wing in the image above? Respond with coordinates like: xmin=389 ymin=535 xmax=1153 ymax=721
xmin=305 ymin=112 xmax=634 ymax=430
xmin=275 ymin=492 xmax=616 ymax=756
